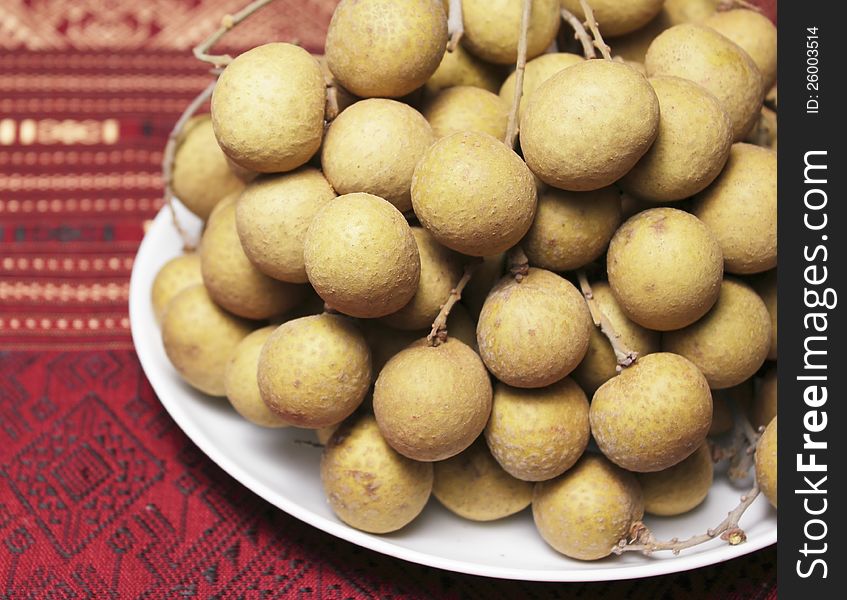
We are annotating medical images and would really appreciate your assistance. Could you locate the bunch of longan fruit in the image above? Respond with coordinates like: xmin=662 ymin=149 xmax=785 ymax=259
xmin=152 ymin=0 xmax=778 ymax=561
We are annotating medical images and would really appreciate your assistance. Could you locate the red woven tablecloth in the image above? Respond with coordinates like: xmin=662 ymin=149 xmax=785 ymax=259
xmin=1 ymin=1 xmax=776 ymax=597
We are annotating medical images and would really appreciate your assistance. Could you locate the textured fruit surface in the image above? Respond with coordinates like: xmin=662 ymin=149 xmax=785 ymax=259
xmin=705 ymin=9 xmax=777 ymax=90
xmin=561 ymin=0 xmax=665 ymax=37
xmin=639 ymin=443 xmax=713 ymax=516
xmin=462 ymin=0 xmax=560 ymax=64
xmin=151 ymin=253 xmax=203 ymax=324
xmin=422 ymin=86 xmax=509 ymax=140
xmin=424 ymin=44 xmax=504 ymax=95
xmin=498 ymin=52 xmax=583 ymax=119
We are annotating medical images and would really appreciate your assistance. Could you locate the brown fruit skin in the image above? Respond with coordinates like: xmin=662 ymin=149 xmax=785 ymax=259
xmin=422 ymin=86 xmax=509 ymax=141
xmin=590 ymin=353 xmax=713 ymax=472
xmin=433 ymin=438 xmax=533 ymax=521
xmin=162 ymin=284 xmax=253 ymax=396
xmin=756 ymin=416 xmax=777 ymax=508
xmin=572 ymin=282 xmax=660 ymax=396
xmin=477 ymin=269 xmax=592 ymax=389
xmin=692 ymin=144 xmax=777 ymax=275
xmin=321 ymin=99 xmax=434 ymax=213
xmin=522 ymin=187 xmax=622 ymax=272
xmin=607 ymin=208 xmax=723 ymax=331
xmin=462 ymin=0 xmax=561 ymax=65
xmin=411 ymin=131 xmax=537 ymax=257
xmin=561 ymin=0 xmax=665 ymax=37
xmin=424 ymin=44 xmax=505 ymax=96
xmin=752 ymin=365 xmax=777 ymax=430
xmin=200 ymin=202 xmax=306 ymax=320
xmin=257 ymin=314 xmax=371 ymax=428
xmin=211 ymin=43 xmax=325 ymax=173
xmin=520 ymin=60 xmax=660 ymax=191
xmin=485 ymin=378 xmax=590 ymax=482
xmin=664 ymin=279 xmax=771 ymax=389
xmin=645 ymin=24 xmax=764 ymax=141
xmin=236 ymin=168 xmax=336 ymax=284
xmin=373 ymin=338 xmax=492 ymax=462
xmin=172 ymin=115 xmax=246 ymax=219
xmin=325 ymin=0 xmax=447 ymax=98
xmin=498 ymin=53 xmax=583 ymax=119
xmin=321 ymin=415 xmax=433 ymax=533
xmin=304 ymin=193 xmax=421 ymax=319
xmin=619 ymin=76 xmax=733 ymax=202
xmin=639 ymin=443 xmax=713 ymax=516
xmin=705 ymin=9 xmax=777 ymax=91
xmin=532 ymin=454 xmax=644 ymax=561
xmin=151 ymin=253 xmax=203 ymax=324
xmin=463 ymin=254 xmax=504 ymax=318
xmin=750 ymin=270 xmax=777 ymax=359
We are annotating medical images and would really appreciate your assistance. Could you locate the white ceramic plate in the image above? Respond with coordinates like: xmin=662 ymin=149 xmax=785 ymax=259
xmin=129 ymin=202 xmax=777 ymax=582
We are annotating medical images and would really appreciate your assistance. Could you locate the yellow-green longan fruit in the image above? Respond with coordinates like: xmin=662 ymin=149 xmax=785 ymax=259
xmin=200 ymin=202 xmax=306 ymax=320
xmin=520 ymin=60 xmax=660 ymax=191
xmin=752 ymin=365 xmax=777 ymax=430
xmin=224 ymin=326 xmax=289 ymax=428
xmin=638 ymin=443 xmax=713 ymax=516
xmin=664 ymin=278 xmax=771 ymax=389
xmin=590 ymin=352 xmax=713 ymax=472
xmin=645 ymin=24 xmax=764 ymax=141
xmin=162 ymin=284 xmax=253 ymax=396
xmin=750 ymin=270 xmax=777 ymax=360
xmin=607 ymin=207 xmax=723 ymax=331
xmin=422 ymin=86 xmax=509 ymax=140
xmin=315 ymin=423 xmax=341 ymax=445
xmin=462 ymin=0 xmax=561 ymax=65
xmin=424 ymin=44 xmax=504 ymax=96
xmin=522 ymin=186 xmax=622 ymax=272
xmin=304 ymin=193 xmax=421 ymax=318
xmin=325 ymin=0 xmax=447 ymax=98
xmin=321 ymin=99 xmax=435 ymax=213
xmin=485 ymin=378 xmax=590 ymax=482
xmin=477 ymin=268 xmax=592 ymax=388
xmin=172 ymin=115 xmax=246 ymax=220
xmin=381 ymin=227 xmax=464 ymax=330
xmin=257 ymin=314 xmax=371 ymax=428
xmin=620 ymin=76 xmax=733 ymax=202
xmin=433 ymin=438 xmax=533 ymax=521
xmin=705 ymin=9 xmax=777 ymax=91
xmin=572 ymin=282 xmax=660 ymax=395
xmin=151 ymin=253 xmax=203 ymax=324
xmin=560 ymin=0 xmax=665 ymax=37
xmin=664 ymin=0 xmax=718 ymax=25
xmin=411 ymin=131 xmax=537 ymax=256
xmin=321 ymin=415 xmax=433 ymax=533
xmin=498 ymin=53 xmax=583 ymax=119
xmin=236 ymin=168 xmax=336 ymax=284
xmin=373 ymin=338 xmax=492 ymax=461
xmin=533 ymin=454 xmax=644 ymax=561
xmin=756 ymin=416 xmax=777 ymax=508
xmin=692 ymin=143 xmax=777 ymax=275
xmin=211 ymin=43 xmax=325 ymax=173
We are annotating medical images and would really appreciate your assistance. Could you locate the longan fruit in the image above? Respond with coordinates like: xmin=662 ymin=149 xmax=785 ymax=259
xmin=236 ymin=168 xmax=336 ymax=284
xmin=304 ymin=193 xmax=421 ymax=318
xmin=422 ymin=86 xmax=509 ymax=140
xmin=461 ymin=0 xmax=560 ymax=65
xmin=315 ymin=423 xmax=341 ymax=445
xmin=224 ymin=326 xmax=289 ymax=428
xmin=162 ymin=284 xmax=253 ymax=396
xmin=321 ymin=415 xmax=433 ymax=533
xmin=756 ymin=416 xmax=777 ymax=508
xmin=606 ymin=208 xmax=723 ymax=331
xmin=257 ymin=314 xmax=371 ymax=428
xmin=560 ymin=0 xmax=665 ymax=37
xmin=325 ymin=0 xmax=447 ymax=98
xmin=477 ymin=268 xmax=592 ymax=388
xmin=692 ymin=143 xmax=777 ymax=275
xmin=424 ymin=44 xmax=504 ymax=96
xmin=619 ymin=76 xmax=733 ymax=202
xmin=433 ymin=438 xmax=533 ymax=521
xmin=746 ymin=106 xmax=777 ymax=150
xmin=752 ymin=365 xmax=777 ymax=430
xmin=663 ymin=0 xmax=718 ymax=25
xmin=498 ymin=53 xmax=583 ymax=119
xmin=411 ymin=131 xmax=537 ymax=256
xmin=590 ymin=352 xmax=713 ymax=472
xmin=360 ymin=321 xmax=423 ymax=376
xmin=151 ymin=253 xmax=203 ymax=323
xmin=317 ymin=55 xmax=357 ymax=115
xmin=705 ymin=9 xmax=777 ymax=90
xmin=444 ymin=303 xmax=478 ymax=351
xmin=201 ymin=202 xmax=306 ymax=320
xmin=521 ymin=186 xmax=622 ymax=272
xmin=749 ymin=271 xmax=776 ymax=360
xmin=321 ymin=99 xmax=435 ymax=213
xmin=638 ymin=443 xmax=713 ymax=516
xmin=520 ymin=60 xmax=660 ymax=191
xmin=645 ymin=24 xmax=764 ymax=141
xmin=607 ymin=13 xmax=670 ymax=64
xmin=533 ymin=454 xmax=644 ymax=561
xmin=211 ymin=43 xmax=325 ymax=173
xmin=373 ymin=338 xmax=492 ymax=461
xmin=485 ymin=378 xmax=590 ymax=482
xmin=172 ymin=115 xmax=246 ymax=219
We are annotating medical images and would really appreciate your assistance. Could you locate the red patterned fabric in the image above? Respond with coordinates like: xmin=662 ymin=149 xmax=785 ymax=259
xmin=1 ymin=1 xmax=776 ymax=597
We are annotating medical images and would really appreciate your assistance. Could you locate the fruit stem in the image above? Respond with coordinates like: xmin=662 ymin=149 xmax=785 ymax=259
xmin=446 ymin=0 xmax=464 ymax=53
xmin=576 ymin=270 xmax=638 ymax=369
xmin=427 ymin=259 xmax=482 ymax=346
xmin=578 ymin=0 xmax=612 ymax=60
xmin=503 ymin=0 xmax=532 ymax=148
xmin=193 ymin=0 xmax=278 ymax=68
xmin=507 ymin=245 xmax=530 ymax=282
xmin=560 ymin=8 xmax=596 ymax=59
xmin=711 ymin=397 xmax=762 ymax=481
xmin=162 ymin=79 xmax=217 ymax=252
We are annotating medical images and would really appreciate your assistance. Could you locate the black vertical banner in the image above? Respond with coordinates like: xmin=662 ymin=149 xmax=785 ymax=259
xmin=778 ymin=1 xmax=846 ymax=595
